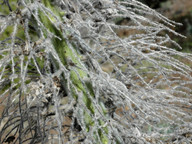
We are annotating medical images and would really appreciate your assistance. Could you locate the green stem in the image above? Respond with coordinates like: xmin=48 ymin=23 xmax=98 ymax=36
xmin=39 ymin=0 xmax=108 ymax=143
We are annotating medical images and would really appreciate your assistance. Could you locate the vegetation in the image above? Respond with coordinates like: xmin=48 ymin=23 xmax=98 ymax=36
xmin=0 ymin=0 xmax=192 ymax=143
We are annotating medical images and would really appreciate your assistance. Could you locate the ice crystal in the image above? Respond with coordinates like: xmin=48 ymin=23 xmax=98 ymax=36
xmin=0 ymin=0 xmax=192 ymax=143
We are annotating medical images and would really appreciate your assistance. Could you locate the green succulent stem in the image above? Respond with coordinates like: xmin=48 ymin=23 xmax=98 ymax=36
xmin=39 ymin=0 xmax=108 ymax=143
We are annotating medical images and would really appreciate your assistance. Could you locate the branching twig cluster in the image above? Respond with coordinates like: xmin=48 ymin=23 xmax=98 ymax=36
xmin=0 ymin=0 xmax=192 ymax=143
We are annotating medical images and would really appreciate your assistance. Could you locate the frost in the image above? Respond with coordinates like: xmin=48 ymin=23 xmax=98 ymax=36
xmin=0 ymin=0 xmax=192 ymax=143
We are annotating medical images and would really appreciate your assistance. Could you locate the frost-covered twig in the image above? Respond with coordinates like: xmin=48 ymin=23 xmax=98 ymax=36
xmin=0 ymin=0 xmax=192 ymax=143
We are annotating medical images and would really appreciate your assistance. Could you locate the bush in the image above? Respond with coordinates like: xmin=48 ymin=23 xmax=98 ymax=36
xmin=0 ymin=0 xmax=192 ymax=143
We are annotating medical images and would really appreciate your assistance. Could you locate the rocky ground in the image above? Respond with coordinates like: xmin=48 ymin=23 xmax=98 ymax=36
xmin=142 ymin=0 xmax=192 ymax=52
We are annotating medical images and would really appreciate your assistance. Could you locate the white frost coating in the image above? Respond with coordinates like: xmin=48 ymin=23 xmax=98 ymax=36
xmin=0 ymin=0 xmax=192 ymax=143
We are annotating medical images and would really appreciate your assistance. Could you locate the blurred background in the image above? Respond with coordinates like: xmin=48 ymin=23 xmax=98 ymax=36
xmin=117 ymin=0 xmax=192 ymax=53
xmin=139 ymin=0 xmax=192 ymax=52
